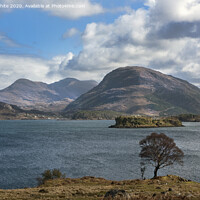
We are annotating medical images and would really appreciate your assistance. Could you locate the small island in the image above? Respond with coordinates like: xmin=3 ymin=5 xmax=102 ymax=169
xmin=109 ymin=116 xmax=183 ymax=128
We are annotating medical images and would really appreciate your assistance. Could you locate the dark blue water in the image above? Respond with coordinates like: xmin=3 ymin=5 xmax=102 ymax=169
xmin=0 ymin=120 xmax=199 ymax=189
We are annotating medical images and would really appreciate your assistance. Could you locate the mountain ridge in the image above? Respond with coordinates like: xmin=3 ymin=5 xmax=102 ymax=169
xmin=65 ymin=66 xmax=200 ymax=116
xmin=0 ymin=78 xmax=98 ymax=111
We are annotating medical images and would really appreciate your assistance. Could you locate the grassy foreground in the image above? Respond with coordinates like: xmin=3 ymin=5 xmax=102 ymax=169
xmin=0 ymin=175 xmax=200 ymax=200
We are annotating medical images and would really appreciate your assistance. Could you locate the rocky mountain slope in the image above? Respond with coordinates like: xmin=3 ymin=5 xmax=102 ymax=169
xmin=65 ymin=66 xmax=200 ymax=116
xmin=0 ymin=78 xmax=97 ymax=111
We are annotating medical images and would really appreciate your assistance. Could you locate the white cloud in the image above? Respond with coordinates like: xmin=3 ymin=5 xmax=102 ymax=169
xmin=62 ymin=28 xmax=79 ymax=39
xmin=0 ymin=0 xmax=104 ymax=19
xmin=65 ymin=9 xmax=148 ymax=73
xmin=0 ymin=53 xmax=74 ymax=89
xmin=182 ymin=63 xmax=200 ymax=78
xmin=58 ymin=0 xmax=200 ymax=87
xmin=0 ymin=55 xmax=48 ymax=89
xmin=48 ymin=52 xmax=74 ymax=75
xmin=1 ymin=0 xmax=200 ymax=88
xmin=146 ymin=0 xmax=200 ymax=23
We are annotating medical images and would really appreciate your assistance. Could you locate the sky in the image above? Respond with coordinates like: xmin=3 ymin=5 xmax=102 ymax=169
xmin=0 ymin=0 xmax=200 ymax=89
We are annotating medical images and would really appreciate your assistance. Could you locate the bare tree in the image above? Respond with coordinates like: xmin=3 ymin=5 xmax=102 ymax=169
xmin=139 ymin=133 xmax=184 ymax=178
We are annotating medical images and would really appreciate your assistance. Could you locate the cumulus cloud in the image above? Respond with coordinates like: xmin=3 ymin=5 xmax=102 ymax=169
xmin=1 ymin=0 xmax=200 ymax=87
xmin=64 ymin=9 xmax=148 ymax=72
xmin=0 ymin=0 xmax=104 ymax=19
xmin=62 ymin=28 xmax=79 ymax=39
xmin=148 ymin=22 xmax=200 ymax=39
xmin=47 ymin=52 xmax=74 ymax=76
xmin=146 ymin=0 xmax=200 ymax=23
xmin=56 ymin=0 xmax=200 ymax=87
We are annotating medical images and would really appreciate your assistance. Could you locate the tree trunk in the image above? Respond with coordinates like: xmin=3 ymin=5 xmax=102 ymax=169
xmin=153 ymin=166 xmax=159 ymax=178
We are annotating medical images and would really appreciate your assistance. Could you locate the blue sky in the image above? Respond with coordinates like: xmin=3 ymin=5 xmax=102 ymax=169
xmin=0 ymin=0 xmax=144 ymax=58
xmin=0 ymin=0 xmax=200 ymax=89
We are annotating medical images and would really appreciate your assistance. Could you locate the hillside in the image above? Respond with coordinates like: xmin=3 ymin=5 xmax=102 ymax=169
xmin=0 ymin=102 xmax=61 ymax=120
xmin=0 ymin=78 xmax=97 ymax=111
xmin=0 ymin=175 xmax=199 ymax=199
xmin=65 ymin=66 xmax=200 ymax=116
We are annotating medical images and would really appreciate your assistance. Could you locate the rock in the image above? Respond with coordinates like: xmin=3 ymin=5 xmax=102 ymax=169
xmin=152 ymin=193 xmax=156 ymax=197
xmin=168 ymin=188 xmax=173 ymax=191
xmin=161 ymin=191 xmax=165 ymax=195
xmin=103 ymin=189 xmax=131 ymax=199
xmin=38 ymin=189 xmax=48 ymax=193
xmin=186 ymin=194 xmax=194 ymax=198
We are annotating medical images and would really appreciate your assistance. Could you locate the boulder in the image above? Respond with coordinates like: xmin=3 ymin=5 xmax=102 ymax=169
xmin=103 ymin=189 xmax=131 ymax=199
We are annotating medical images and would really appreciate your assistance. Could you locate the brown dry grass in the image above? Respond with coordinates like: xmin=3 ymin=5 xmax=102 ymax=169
xmin=0 ymin=175 xmax=199 ymax=200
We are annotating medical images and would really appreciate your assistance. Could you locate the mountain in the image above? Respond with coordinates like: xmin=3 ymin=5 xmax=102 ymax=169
xmin=65 ymin=66 xmax=200 ymax=116
xmin=0 ymin=78 xmax=97 ymax=111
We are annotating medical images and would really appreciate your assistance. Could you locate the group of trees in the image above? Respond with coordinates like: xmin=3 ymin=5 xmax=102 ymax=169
xmin=37 ymin=169 xmax=66 ymax=185
xmin=38 ymin=133 xmax=184 ymax=185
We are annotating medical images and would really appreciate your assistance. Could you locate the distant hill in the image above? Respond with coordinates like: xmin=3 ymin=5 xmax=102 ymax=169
xmin=0 ymin=78 xmax=97 ymax=111
xmin=0 ymin=102 xmax=60 ymax=120
xmin=65 ymin=66 xmax=200 ymax=116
